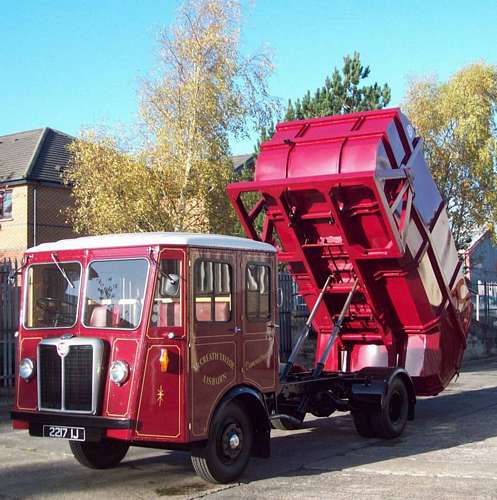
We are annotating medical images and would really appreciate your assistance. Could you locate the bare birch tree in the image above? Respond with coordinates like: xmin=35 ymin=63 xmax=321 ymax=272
xmin=65 ymin=0 xmax=275 ymax=235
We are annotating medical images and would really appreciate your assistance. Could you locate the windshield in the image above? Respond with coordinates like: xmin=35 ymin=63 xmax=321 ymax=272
xmin=24 ymin=263 xmax=81 ymax=328
xmin=83 ymin=259 xmax=149 ymax=329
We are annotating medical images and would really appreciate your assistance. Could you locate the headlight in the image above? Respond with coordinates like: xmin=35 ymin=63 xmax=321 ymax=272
xmin=109 ymin=360 xmax=129 ymax=385
xmin=19 ymin=358 xmax=35 ymax=381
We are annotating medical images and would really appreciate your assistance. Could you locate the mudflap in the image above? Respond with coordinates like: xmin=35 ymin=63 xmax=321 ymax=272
xmin=349 ymin=367 xmax=416 ymax=421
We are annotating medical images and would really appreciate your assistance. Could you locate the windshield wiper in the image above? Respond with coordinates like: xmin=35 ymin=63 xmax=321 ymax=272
xmin=51 ymin=253 xmax=74 ymax=289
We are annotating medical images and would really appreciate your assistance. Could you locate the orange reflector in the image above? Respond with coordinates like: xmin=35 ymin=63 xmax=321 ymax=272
xmin=159 ymin=348 xmax=169 ymax=372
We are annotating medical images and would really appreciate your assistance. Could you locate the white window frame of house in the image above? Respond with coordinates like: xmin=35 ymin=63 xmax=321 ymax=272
xmin=0 ymin=190 xmax=13 ymax=221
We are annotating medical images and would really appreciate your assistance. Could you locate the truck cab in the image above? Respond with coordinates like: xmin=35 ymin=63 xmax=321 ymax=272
xmin=12 ymin=233 xmax=277 ymax=482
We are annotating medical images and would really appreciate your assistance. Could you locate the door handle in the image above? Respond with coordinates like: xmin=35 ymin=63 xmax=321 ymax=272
xmin=230 ymin=326 xmax=241 ymax=334
xmin=165 ymin=332 xmax=185 ymax=340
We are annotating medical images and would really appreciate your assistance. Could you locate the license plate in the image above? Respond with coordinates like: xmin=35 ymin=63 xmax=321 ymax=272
xmin=42 ymin=425 xmax=86 ymax=441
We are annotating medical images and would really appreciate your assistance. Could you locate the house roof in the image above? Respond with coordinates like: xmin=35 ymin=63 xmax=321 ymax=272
xmin=0 ymin=127 xmax=74 ymax=184
xmin=232 ymin=153 xmax=256 ymax=173
xmin=466 ymin=230 xmax=491 ymax=256
xmin=0 ymin=132 xmax=250 ymax=183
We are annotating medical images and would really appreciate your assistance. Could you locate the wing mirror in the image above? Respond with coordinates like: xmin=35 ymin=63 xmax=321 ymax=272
xmin=161 ymin=273 xmax=180 ymax=297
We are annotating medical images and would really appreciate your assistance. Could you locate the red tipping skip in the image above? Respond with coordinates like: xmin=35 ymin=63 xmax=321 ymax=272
xmin=228 ymin=108 xmax=471 ymax=396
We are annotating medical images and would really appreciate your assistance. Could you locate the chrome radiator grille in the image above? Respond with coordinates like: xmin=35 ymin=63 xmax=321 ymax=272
xmin=37 ymin=337 xmax=104 ymax=414
xmin=39 ymin=344 xmax=62 ymax=410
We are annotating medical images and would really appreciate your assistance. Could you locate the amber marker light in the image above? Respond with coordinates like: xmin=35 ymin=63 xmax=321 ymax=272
xmin=159 ymin=349 xmax=169 ymax=373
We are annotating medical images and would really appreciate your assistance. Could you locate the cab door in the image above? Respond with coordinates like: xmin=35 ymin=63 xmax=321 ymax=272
xmin=240 ymin=252 xmax=278 ymax=391
xmin=135 ymin=248 xmax=186 ymax=441
xmin=189 ymin=248 xmax=239 ymax=438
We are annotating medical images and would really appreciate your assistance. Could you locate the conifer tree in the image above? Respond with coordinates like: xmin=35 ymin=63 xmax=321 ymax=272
xmin=286 ymin=52 xmax=390 ymax=120
xmin=253 ymin=52 xmax=390 ymax=153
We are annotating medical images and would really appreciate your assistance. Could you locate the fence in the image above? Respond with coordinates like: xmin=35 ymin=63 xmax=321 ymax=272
xmin=473 ymin=281 xmax=497 ymax=326
xmin=0 ymin=259 xmax=18 ymax=388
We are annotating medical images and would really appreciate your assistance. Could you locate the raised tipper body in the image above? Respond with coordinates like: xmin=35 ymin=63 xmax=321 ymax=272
xmin=228 ymin=107 xmax=471 ymax=396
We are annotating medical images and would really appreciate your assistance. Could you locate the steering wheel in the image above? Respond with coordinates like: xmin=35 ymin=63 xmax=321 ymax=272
xmin=36 ymin=297 xmax=74 ymax=311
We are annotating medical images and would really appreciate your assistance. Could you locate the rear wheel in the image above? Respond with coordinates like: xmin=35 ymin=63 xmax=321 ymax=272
xmin=191 ymin=401 xmax=253 ymax=484
xmin=69 ymin=439 xmax=129 ymax=469
xmin=352 ymin=410 xmax=376 ymax=438
xmin=371 ymin=377 xmax=409 ymax=438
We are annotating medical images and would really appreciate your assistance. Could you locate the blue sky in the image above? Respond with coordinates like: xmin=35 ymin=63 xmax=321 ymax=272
xmin=1 ymin=0 xmax=496 ymax=154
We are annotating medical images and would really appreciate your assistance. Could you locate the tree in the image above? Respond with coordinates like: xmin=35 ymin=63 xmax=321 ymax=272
xmin=253 ymin=52 xmax=390 ymax=153
xmin=66 ymin=133 xmax=161 ymax=235
xmin=65 ymin=0 xmax=275 ymax=236
xmin=404 ymin=63 xmax=497 ymax=249
xmin=286 ymin=52 xmax=391 ymax=120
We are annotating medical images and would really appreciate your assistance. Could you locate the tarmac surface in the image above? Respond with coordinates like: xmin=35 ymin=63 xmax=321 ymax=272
xmin=2 ymin=357 xmax=497 ymax=499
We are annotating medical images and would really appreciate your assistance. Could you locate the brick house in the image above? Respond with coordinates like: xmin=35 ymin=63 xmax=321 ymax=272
xmin=0 ymin=127 xmax=77 ymax=261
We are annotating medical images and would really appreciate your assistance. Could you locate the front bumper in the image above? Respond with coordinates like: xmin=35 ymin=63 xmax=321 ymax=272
xmin=11 ymin=411 xmax=133 ymax=428
xmin=11 ymin=411 xmax=134 ymax=442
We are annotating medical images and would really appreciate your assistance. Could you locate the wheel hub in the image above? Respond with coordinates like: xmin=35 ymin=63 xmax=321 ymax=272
xmin=229 ymin=433 xmax=240 ymax=449
xmin=221 ymin=423 xmax=243 ymax=461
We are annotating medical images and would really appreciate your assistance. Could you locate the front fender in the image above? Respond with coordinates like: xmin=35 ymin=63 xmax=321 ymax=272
xmin=214 ymin=385 xmax=271 ymax=458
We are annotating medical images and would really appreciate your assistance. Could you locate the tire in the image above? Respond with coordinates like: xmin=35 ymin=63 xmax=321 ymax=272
xmin=371 ymin=377 xmax=409 ymax=438
xmin=352 ymin=410 xmax=376 ymax=438
xmin=69 ymin=439 xmax=129 ymax=469
xmin=191 ymin=402 xmax=253 ymax=484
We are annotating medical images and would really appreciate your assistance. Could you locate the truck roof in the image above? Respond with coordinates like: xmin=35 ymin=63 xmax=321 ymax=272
xmin=27 ymin=232 xmax=276 ymax=253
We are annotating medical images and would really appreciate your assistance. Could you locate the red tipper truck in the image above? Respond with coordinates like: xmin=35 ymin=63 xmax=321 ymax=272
xmin=12 ymin=108 xmax=471 ymax=483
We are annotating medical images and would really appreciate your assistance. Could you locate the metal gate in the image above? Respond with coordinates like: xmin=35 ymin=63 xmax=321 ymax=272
xmin=0 ymin=259 xmax=18 ymax=388
xmin=278 ymin=272 xmax=309 ymax=360
xmin=278 ymin=273 xmax=294 ymax=361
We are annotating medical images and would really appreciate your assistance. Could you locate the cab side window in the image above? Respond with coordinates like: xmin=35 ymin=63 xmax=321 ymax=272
xmin=194 ymin=260 xmax=232 ymax=322
xmin=151 ymin=259 xmax=182 ymax=327
xmin=246 ymin=263 xmax=271 ymax=321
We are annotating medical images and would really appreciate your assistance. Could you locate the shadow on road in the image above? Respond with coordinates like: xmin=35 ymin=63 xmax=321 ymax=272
xmin=2 ymin=384 xmax=497 ymax=497
xmin=244 ymin=384 xmax=497 ymax=482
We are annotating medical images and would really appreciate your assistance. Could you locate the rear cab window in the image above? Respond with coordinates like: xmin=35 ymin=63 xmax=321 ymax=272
xmin=246 ymin=263 xmax=271 ymax=321
xmin=194 ymin=260 xmax=232 ymax=322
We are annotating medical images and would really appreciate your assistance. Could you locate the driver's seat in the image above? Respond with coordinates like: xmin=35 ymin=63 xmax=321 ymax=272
xmin=89 ymin=306 xmax=111 ymax=327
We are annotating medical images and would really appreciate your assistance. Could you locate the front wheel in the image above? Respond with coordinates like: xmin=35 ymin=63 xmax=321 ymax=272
xmin=69 ymin=439 xmax=129 ymax=469
xmin=191 ymin=401 xmax=253 ymax=484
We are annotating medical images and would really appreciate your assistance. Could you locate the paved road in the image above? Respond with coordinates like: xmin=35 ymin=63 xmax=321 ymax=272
xmin=2 ymin=358 xmax=497 ymax=499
